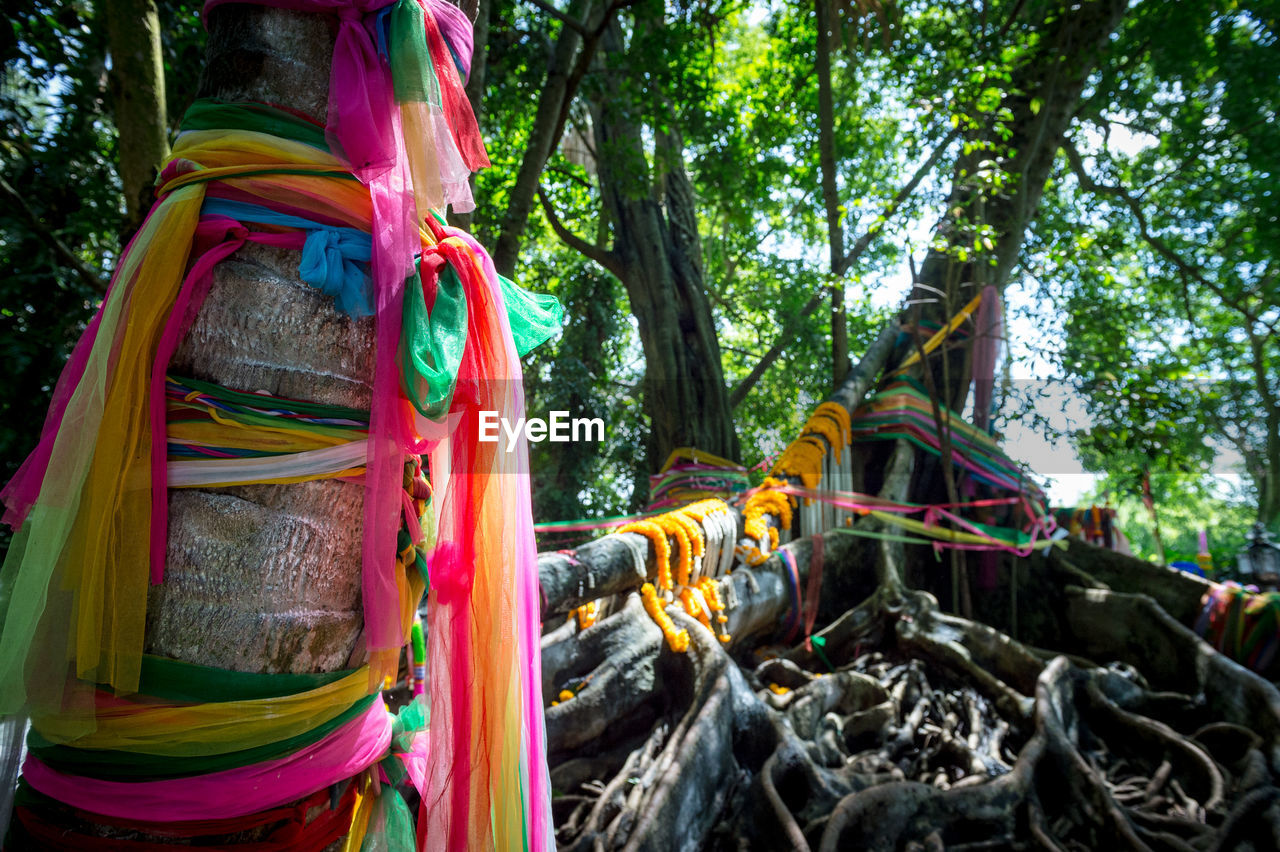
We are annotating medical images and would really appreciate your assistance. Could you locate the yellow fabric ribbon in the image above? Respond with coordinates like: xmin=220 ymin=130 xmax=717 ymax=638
xmin=894 ymin=292 xmax=984 ymax=373
xmin=32 ymin=666 xmax=373 ymax=756
xmin=867 ymin=509 xmax=1064 ymax=550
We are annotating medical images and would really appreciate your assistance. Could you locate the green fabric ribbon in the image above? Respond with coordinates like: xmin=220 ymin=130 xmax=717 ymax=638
xmin=133 ymin=654 xmax=357 ymax=703
xmin=387 ymin=0 xmax=443 ymax=106
xmin=401 ymin=266 xmax=467 ymax=420
xmin=27 ymin=694 xmax=378 ymax=780
xmin=181 ymin=98 xmax=331 ymax=151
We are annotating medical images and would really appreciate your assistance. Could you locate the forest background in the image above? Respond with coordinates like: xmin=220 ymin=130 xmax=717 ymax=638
xmin=1 ymin=0 xmax=1275 ymax=569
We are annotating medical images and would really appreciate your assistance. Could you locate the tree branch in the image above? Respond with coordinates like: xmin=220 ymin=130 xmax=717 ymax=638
xmin=1062 ymin=139 xmax=1248 ymax=319
xmin=537 ymin=183 xmax=622 ymax=278
xmin=815 ymin=0 xmax=848 ymax=385
xmin=524 ymin=0 xmax=587 ymax=34
xmin=835 ymin=128 xmax=959 ymax=277
xmin=729 ymin=131 xmax=957 ymax=408
xmin=0 ymin=173 xmax=107 ymax=294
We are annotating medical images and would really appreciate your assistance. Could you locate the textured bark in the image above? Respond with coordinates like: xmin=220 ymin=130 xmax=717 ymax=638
xmin=146 ymin=12 xmax=371 ymax=675
xmin=584 ymin=16 xmax=738 ymax=469
xmin=104 ymin=0 xmax=169 ymax=238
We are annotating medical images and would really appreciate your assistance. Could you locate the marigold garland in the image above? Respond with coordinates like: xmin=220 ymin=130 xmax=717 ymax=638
xmin=803 ymin=415 xmax=844 ymax=465
xmin=680 ymin=498 xmax=728 ymax=521
xmin=641 ymin=583 xmax=689 ymax=653
xmin=655 ymin=514 xmax=695 ymax=588
xmin=618 ymin=519 xmax=672 ymax=591
xmin=775 ymin=438 xmax=827 ymax=489
xmin=738 ymin=403 xmax=852 ymax=566
xmin=813 ymin=402 xmax=852 ymax=446
xmin=621 ymin=501 xmax=734 ymax=652
xmin=743 ymin=482 xmax=794 ymax=542
xmin=575 ymin=601 xmax=598 ymax=630
xmin=697 ymin=576 xmax=731 ymax=643
xmin=680 ymin=588 xmax=709 ymax=629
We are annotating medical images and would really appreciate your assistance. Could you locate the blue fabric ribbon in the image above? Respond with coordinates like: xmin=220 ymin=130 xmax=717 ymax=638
xmin=199 ymin=198 xmax=375 ymax=317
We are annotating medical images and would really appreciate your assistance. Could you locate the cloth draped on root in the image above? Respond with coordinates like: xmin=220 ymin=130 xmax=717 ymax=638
xmin=0 ymin=0 xmax=559 ymax=848
xmin=1197 ymin=581 xmax=1280 ymax=674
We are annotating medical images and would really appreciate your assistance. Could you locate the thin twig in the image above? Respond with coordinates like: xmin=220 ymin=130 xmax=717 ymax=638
xmin=0 ymin=173 xmax=106 ymax=294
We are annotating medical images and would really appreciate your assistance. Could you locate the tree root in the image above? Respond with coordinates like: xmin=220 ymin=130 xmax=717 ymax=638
xmin=544 ymin=544 xmax=1280 ymax=850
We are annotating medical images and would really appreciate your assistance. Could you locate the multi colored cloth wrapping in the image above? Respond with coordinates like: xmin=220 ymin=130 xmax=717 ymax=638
xmin=849 ymin=377 xmax=1049 ymax=510
xmin=0 ymin=0 xmax=559 ymax=848
xmin=165 ymin=376 xmax=373 ymax=487
xmin=1196 ymin=581 xmax=1280 ymax=674
xmin=648 ymin=446 xmax=750 ymax=511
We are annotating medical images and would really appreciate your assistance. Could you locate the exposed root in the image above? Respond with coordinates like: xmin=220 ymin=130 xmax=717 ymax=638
xmin=545 ymin=544 xmax=1280 ymax=851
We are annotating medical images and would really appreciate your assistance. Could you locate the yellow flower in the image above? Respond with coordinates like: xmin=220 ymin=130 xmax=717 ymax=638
xmin=619 ymin=519 xmax=672 ymax=590
xmin=641 ymin=582 xmax=690 ymax=653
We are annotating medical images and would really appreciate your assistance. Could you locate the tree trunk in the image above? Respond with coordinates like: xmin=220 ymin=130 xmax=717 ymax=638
xmin=103 ymin=0 xmax=169 ymax=239
xmin=815 ymin=0 xmax=850 ymax=390
xmin=12 ymin=6 xmax=369 ymax=847
xmin=911 ymin=0 xmax=1129 ymax=409
xmin=492 ymin=0 xmax=606 ymax=277
xmin=585 ymin=16 xmax=739 ymax=470
xmin=146 ymin=3 xmax=368 ymax=674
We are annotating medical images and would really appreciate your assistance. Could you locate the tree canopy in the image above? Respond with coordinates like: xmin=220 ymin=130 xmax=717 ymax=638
xmin=2 ymin=0 xmax=1274 ymax=545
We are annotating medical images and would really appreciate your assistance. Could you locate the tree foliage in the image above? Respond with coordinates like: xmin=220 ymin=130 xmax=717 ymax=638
xmin=0 ymin=0 xmax=204 ymax=483
xmin=1028 ymin=0 xmax=1280 ymax=529
xmin=3 ymin=0 xmax=1275 ymax=539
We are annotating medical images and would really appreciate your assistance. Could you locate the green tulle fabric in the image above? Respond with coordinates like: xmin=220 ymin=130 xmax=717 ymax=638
xmin=27 ymin=695 xmax=378 ymax=780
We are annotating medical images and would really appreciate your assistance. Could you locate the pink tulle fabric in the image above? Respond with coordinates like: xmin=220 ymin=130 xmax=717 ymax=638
xmin=0 ymin=200 xmax=163 ymax=529
xmin=21 ymin=701 xmax=392 ymax=822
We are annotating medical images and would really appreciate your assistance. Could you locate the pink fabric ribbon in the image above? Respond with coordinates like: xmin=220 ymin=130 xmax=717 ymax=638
xmin=22 ymin=700 xmax=392 ymax=822
xmin=146 ymin=217 xmax=309 ymax=582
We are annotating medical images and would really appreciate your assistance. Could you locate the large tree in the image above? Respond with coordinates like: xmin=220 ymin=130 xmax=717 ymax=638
xmin=6 ymin=0 xmax=1280 ymax=849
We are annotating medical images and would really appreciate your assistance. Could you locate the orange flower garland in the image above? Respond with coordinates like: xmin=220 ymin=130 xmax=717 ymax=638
xmin=737 ymin=402 xmax=852 ymax=566
xmin=655 ymin=514 xmax=696 ymax=588
xmin=618 ymin=519 xmax=672 ymax=590
xmin=813 ymin=401 xmax=852 ymax=447
xmin=575 ymin=601 xmax=598 ymax=630
xmin=697 ymin=576 xmax=730 ymax=643
xmin=642 ymin=582 xmax=689 ymax=652
xmin=743 ymin=483 xmax=794 ymax=546
xmin=680 ymin=587 xmax=709 ymax=629
xmin=618 ymin=501 xmax=734 ymax=652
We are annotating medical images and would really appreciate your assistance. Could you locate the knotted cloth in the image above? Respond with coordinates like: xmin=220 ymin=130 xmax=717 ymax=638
xmin=0 ymin=1 xmax=559 ymax=849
